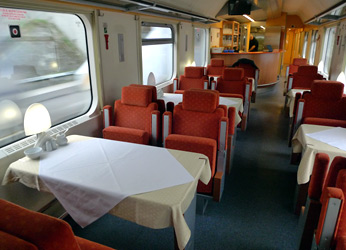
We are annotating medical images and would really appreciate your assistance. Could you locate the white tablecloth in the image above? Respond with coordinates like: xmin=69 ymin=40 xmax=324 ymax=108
xmin=161 ymin=93 xmax=243 ymax=125
xmin=3 ymin=135 xmax=211 ymax=250
xmin=292 ymin=124 xmax=346 ymax=184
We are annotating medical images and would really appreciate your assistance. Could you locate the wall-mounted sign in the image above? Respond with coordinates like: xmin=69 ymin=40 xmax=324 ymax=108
xmin=9 ymin=25 xmax=21 ymax=38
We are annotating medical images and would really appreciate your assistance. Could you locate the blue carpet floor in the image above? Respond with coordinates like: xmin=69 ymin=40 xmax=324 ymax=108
xmin=65 ymin=77 xmax=300 ymax=249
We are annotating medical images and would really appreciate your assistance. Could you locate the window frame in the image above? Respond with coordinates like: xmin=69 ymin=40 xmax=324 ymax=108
xmin=141 ymin=22 xmax=175 ymax=87
xmin=0 ymin=7 xmax=97 ymax=148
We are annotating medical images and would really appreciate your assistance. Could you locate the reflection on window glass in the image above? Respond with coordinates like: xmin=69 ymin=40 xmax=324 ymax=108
xmin=194 ymin=28 xmax=207 ymax=67
xmin=302 ymin=32 xmax=308 ymax=58
xmin=0 ymin=7 xmax=92 ymax=147
xmin=309 ymin=30 xmax=318 ymax=65
xmin=142 ymin=44 xmax=173 ymax=84
xmin=322 ymin=27 xmax=336 ymax=76
xmin=141 ymin=23 xmax=174 ymax=85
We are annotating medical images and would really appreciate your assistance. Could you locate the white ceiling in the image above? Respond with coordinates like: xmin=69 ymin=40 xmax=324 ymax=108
xmin=147 ymin=0 xmax=344 ymax=23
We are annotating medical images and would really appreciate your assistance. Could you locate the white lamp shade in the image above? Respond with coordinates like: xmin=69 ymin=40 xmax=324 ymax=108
xmin=24 ymin=103 xmax=51 ymax=135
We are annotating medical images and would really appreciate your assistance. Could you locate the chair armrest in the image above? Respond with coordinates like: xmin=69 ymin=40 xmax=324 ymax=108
xmin=304 ymin=118 xmax=346 ymax=128
xmin=151 ymin=110 xmax=161 ymax=146
xmin=293 ymin=99 xmax=305 ymax=137
xmin=103 ymin=105 xmax=113 ymax=128
xmin=173 ymin=78 xmax=178 ymax=92
xmin=211 ymin=80 xmax=217 ymax=90
xmin=204 ymin=80 xmax=209 ymax=89
xmin=219 ymin=93 xmax=244 ymax=101
xmin=255 ymin=69 xmax=259 ymax=90
xmin=286 ymin=65 xmax=290 ymax=78
xmin=175 ymin=90 xmax=185 ymax=94
xmin=287 ymin=76 xmax=294 ymax=92
xmin=227 ymin=107 xmax=236 ymax=136
xmin=103 ymin=126 xmax=149 ymax=145
xmin=162 ymin=111 xmax=172 ymax=146
xmin=218 ymin=117 xmax=228 ymax=151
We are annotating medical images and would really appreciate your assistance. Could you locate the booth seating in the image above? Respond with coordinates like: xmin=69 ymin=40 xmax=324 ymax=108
xmin=162 ymin=89 xmax=234 ymax=204
xmin=232 ymin=58 xmax=259 ymax=103
xmin=285 ymin=58 xmax=308 ymax=79
xmin=206 ymin=58 xmax=226 ymax=82
xmin=311 ymin=169 xmax=346 ymax=250
xmin=291 ymin=80 xmax=346 ymax=141
xmin=212 ymin=68 xmax=251 ymax=131
xmin=103 ymin=85 xmax=161 ymax=146
xmin=173 ymin=66 xmax=209 ymax=93
xmin=0 ymin=199 xmax=115 ymax=250
xmin=297 ymin=154 xmax=346 ymax=250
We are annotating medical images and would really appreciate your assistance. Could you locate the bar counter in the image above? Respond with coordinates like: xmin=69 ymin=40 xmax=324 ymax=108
xmin=211 ymin=51 xmax=282 ymax=86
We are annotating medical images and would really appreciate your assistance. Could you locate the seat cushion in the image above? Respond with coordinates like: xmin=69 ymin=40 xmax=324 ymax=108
xmin=165 ymin=134 xmax=216 ymax=194
xmin=103 ymin=126 xmax=149 ymax=145
xmin=0 ymin=230 xmax=38 ymax=250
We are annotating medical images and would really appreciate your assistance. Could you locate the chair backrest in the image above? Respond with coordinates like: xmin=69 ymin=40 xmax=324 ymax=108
xmin=232 ymin=58 xmax=259 ymax=79
xmin=179 ymin=66 xmax=208 ymax=90
xmin=323 ymin=157 xmax=346 ymax=192
xmin=172 ymin=89 xmax=225 ymax=147
xmin=0 ymin=199 xmax=81 ymax=250
xmin=289 ymin=58 xmax=308 ymax=75
xmin=114 ymin=86 xmax=158 ymax=132
xmin=291 ymin=65 xmax=324 ymax=89
xmin=301 ymin=80 xmax=345 ymax=121
xmin=315 ymin=169 xmax=346 ymax=248
xmin=216 ymin=68 xmax=246 ymax=97
xmin=129 ymin=84 xmax=165 ymax=114
xmin=207 ymin=58 xmax=225 ymax=76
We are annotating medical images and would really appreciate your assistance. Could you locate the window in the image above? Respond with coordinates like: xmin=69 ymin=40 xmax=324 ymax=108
xmin=141 ymin=23 xmax=174 ymax=85
xmin=301 ymin=32 xmax=309 ymax=58
xmin=309 ymin=30 xmax=318 ymax=65
xmin=194 ymin=28 xmax=208 ymax=66
xmin=321 ymin=26 xmax=336 ymax=76
xmin=0 ymin=7 xmax=92 ymax=147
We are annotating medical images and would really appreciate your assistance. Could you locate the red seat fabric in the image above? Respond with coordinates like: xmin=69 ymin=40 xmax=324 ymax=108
xmin=206 ymin=58 xmax=225 ymax=76
xmin=288 ymin=58 xmax=308 ymax=75
xmin=0 ymin=199 xmax=115 ymax=250
xmin=290 ymin=65 xmax=324 ymax=90
xmin=103 ymin=85 xmax=160 ymax=145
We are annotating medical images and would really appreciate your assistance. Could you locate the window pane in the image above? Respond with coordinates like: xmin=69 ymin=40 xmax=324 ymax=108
xmin=194 ymin=28 xmax=207 ymax=67
xmin=309 ymin=30 xmax=318 ymax=65
xmin=142 ymin=44 xmax=173 ymax=84
xmin=0 ymin=7 xmax=92 ymax=147
xmin=302 ymin=32 xmax=308 ymax=58
xmin=141 ymin=26 xmax=172 ymax=39
xmin=323 ymin=27 xmax=336 ymax=75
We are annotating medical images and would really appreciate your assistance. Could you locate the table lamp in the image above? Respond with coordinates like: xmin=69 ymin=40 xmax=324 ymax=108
xmin=24 ymin=103 xmax=56 ymax=151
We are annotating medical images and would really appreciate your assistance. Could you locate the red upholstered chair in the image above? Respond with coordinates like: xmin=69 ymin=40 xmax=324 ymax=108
xmin=103 ymin=86 xmax=160 ymax=146
xmin=0 ymin=199 xmax=115 ymax=250
xmin=232 ymin=58 xmax=259 ymax=103
xmin=212 ymin=67 xmax=251 ymax=131
xmin=162 ymin=89 xmax=233 ymax=203
xmin=206 ymin=58 xmax=226 ymax=82
xmin=291 ymin=80 xmax=345 ymax=138
xmin=286 ymin=58 xmax=308 ymax=78
xmin=312 ymin=169 xmax=346 ymax=250
xmin=296 ymin=154 xmax=346 ymax=249
xmin=173 ymin=66 xmax=209 ymax=93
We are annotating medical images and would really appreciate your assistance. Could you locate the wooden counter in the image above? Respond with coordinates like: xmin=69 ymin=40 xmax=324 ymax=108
xmin=211 ymin=51 xmax=282 ymax=87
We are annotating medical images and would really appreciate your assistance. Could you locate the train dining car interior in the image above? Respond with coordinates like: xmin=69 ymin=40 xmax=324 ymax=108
xmin=0 ymin=0 xmax=346 ymax=249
